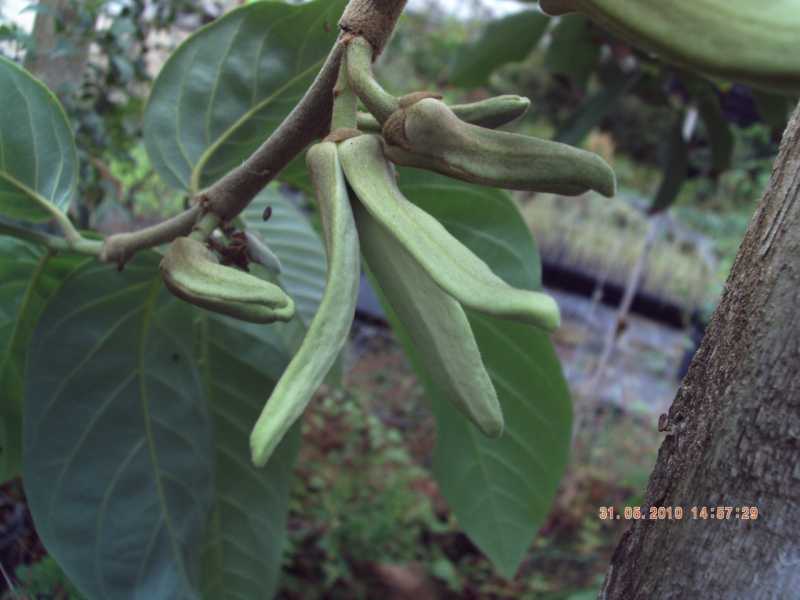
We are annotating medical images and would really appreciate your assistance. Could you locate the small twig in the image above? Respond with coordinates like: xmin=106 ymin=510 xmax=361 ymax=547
xmin=0 ymin=218 xmax=102 ymax=257
xmin=593 ymin=215 xmax=662 ymax=386
xmin=100 ymin=204 xmax=202 ymax=267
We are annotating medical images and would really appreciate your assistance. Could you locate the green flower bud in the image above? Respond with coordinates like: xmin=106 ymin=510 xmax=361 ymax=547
xmin=160 ymin=237 xmax=294 ymax=324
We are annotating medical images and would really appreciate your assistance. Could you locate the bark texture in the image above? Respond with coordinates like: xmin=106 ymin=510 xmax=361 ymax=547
xmin=600 ymin=103 xmax=800 ymax=599
xmin=339 ymin=0 xmax=408 ymax=55
xmin=24 ymin=0 xmax=94 ymax=96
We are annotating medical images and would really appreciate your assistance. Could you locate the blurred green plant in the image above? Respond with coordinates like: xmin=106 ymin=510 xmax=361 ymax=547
xmin=3 ymin=557 xmax=86 ymax=600
xmin=283 ymin=388 xmax=458 ymax=596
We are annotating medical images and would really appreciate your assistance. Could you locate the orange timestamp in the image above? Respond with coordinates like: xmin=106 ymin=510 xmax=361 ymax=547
xmin=597 ymin=505 xmax=760 ymax=521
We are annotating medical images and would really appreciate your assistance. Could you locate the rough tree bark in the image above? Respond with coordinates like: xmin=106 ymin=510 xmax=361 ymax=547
xmin=600 ymin=102 xmax=800 ymax=599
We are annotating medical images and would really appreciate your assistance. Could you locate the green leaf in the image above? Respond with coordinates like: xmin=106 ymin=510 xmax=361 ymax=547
xmin=0 ymin=57 xmax=77 ymax=222
xmin=544 ymin=15 xmax=600 ymax=91
xmin=200 ymin=188 xmax=323 ymax=597
xmin=439 ymin=314 xmax=570 ymax=577
xmin=681 ymin=75 xmax=734 ymax=176
xmin=650 ymin=118 xmax=689 ymax=214
xmin=385 ymin=169 xmax=572 ymax=578
xmin=696 ymin=89 xmax=734 ymax=175
xmin=24 ymin=253 xmax=214 ymax=599
xmin=199 ymin=187 xmax=322 ymax=596
xmin=753 ymin=90 xmax=792 ymax=131
xmin=450 ymin=10 xmax=550 ymax=88
xmin=0 ymin=237 xmax=88 ymax=482
xmin=199 ymin=313 xmax=302 ymax=600
xmin=143 ymin=0 xmax=346 ymax=194
xmin=242 ymin=187 xmax=327 ymax=327
xmin=556 ymin=72 xmax=641 ymax=146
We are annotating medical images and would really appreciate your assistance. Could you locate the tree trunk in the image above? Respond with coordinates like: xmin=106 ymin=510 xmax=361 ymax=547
xmin=24 ymin=0 xmax=94 ymax=97
xmin=600 ymin=102 xmax=800 ymax=599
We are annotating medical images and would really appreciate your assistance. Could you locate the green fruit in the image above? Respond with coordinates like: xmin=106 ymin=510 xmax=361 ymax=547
xmin=160 ymin=236 xmax=294 ymax=323
xmin=540 ymin=0 xmax=800 ymax=95
xmin=382 ymin=98 xmax=616 ymax=197
xmin=250 ymin=141 xmax=360 ymax=467
xmin=338 ymin=134 xmax=561 ymax=332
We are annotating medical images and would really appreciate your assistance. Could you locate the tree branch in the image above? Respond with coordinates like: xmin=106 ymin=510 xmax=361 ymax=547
xmin=100 ymin=0 xmax=408 ymax=266
xmin=202 ymin=43 xmax=344 ymax=221
xmin=100 ymin=205 xmax=202 ymax=266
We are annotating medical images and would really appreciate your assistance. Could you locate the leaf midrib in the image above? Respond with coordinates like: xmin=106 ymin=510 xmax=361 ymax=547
xmin=139 ymin=279 xmax=196 ymax=594
xmin=0 ymin=171 xmax=61 ymax=218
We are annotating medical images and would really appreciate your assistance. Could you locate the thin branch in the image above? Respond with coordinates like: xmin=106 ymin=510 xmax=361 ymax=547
xmin=100 ymin=204 xmax=202 ymax=265
xmin=99 ymin=0 xmax=409 ymax=267
xmin=202 ymin=42 xmax=345 ymax=221
xmin=0 ymin=218 xmax=103 ymax=257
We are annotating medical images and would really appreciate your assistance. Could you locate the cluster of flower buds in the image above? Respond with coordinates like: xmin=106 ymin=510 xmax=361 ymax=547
xmin=160 ymin=34 xmax=619 ymax=467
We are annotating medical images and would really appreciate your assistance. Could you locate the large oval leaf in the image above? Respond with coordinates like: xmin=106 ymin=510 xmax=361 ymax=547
xmin=383 ymin=168 xmax=572 ymax=578
xmin=0 ymin=237 xmax=89 ymax=482
xmin=24 ymin=253 xmax=214 ymax=599
xmin=144 ymin=0 xmax=346 ymax=194
xmin=243 ymin=186 xmax=327 ymax=327
xmin=199 ymin=314 xmax=302 ymax=600
xmin=198 ymin=188 xmax=321 ymax=597
xmin=0 ymin=57 xmax=77 ymax=222
xmin=544 ymin=15 xmax=600 ymax=91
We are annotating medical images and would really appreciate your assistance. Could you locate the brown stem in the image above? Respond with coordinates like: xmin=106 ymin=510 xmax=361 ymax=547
xmin=339 ymin=0 xmax=408 ymax=56
xmin=100 ymin=205 xmax=201 ymax=266
xmin=202 ymin=43 xmax=344 ymax=221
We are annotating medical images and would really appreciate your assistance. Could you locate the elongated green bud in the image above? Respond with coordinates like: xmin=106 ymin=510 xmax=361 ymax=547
xmin=540 ymin=0 xmax=800 ymax=95
xmin=160 ymin=237 xmax=294 ymax=323
xmin=382 ymin=98 xmax=616 ymax=197
xmin=353 ymin=193 xmax=504 ymax=438
xmin=356 ymin=95 xmax=531 ymax=132
xmin=448 ymin=94 xmax=531 ymax=129
xmin=250 ymin=142 xmax=360 ymax=467
xmin=339 ymin=134 xmax=560 ymax=332
xmin=244 ymin=231 xmax=282 ymax=275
